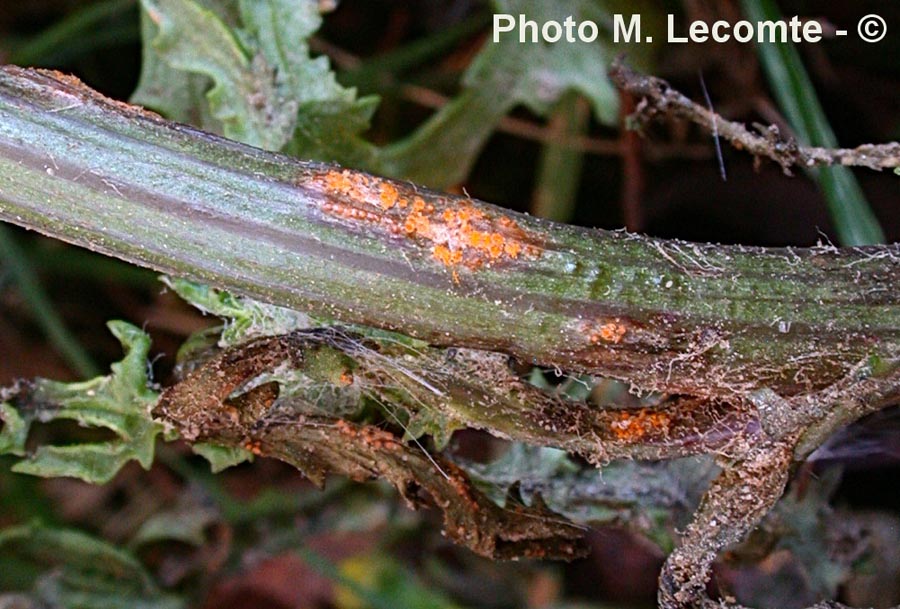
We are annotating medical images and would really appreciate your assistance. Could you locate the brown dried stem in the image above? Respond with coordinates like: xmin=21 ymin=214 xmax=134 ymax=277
xmin=153 ymin=329 xmax=588 ymax=561
xmin=658 ymin=360 xmax=900 ymax=609
xmin=610 ymin=60 xmax=900 ymax=173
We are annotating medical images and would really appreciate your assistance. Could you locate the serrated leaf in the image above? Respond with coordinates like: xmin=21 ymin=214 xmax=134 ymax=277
xmin=135 ymin=0 xmax=378 ymax=162
xmin=163 ymin=277 xmax=312 ymax=347
xmin=1 ymin=322 xmax=166 ymax=484
xmin=135 ymin=0 xmax=619 ymax=187
xmin=131 ymin=8 xmax=221 ymax=132
xmin=378 ymin=0 xmax=619 ymax=187
xmin=238 ymin=0 xmax=379 ymax=162
xmin=138 ymin=0 xmax=297 ymax=150
xmin=240 ymin=0 xmax=378 ymax=167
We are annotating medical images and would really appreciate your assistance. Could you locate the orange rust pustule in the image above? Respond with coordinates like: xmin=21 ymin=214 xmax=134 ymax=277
xmin=590 ymin=320 xmax=628 ymax=344
xmin=606 ymin=408 xmax=672 ymax=442
xmin=338 ymin=370 xmax=354 ymax=386
xmin=242 ymin=439 xmax=264 ymax=456
xmin=378 ymin=182 xmax=400 ymax=210
xmin=333 ymin=419 xmax=404 ymax=452
xmin=596 ymin=397 xmax=756 ymax=447
xmin=311 ymin=168 xmax=542 ymax=276
xmin=581 ymin=316 xmax=673 ymax=352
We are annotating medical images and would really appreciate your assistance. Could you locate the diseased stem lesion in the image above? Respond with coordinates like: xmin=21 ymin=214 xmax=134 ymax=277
xmin=152 ymin=328 xmax=590 ymax=561
xmin=659 ymin=438 xmax=794 ymax=609
xmin=0 ymin=65 xmax=898 ymax=402
xmin=0 ymin=65 xmax=899 ymax=607
xmin=657 ymin=360 xmax=900 ymax=609
xmin=151 ymin=324 xmax=900 ymax=609
xmin=150 ymin=326 xmax=761 ymax=560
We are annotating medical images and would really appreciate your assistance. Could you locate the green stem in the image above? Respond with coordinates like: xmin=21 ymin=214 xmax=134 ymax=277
xmin=0 ymin=66 xmax=897 ymax=399
xmin=532 ymin=91 xmax=590 ymax=222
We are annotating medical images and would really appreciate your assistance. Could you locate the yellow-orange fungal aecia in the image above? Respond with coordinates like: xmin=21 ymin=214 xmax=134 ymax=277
xmin=313 ymin=168 xmax=542 ymax=276
xmin=609 ymin=409 xmax=671 ymax=442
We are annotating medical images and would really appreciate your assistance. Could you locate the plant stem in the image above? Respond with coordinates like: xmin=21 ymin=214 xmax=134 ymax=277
xmin=0 ymin=66 xmax=897 ymax=399
xmin=532 ymin=91 xmax=590 ymax=222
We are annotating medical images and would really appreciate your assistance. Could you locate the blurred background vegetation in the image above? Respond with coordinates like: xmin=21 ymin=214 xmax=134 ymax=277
xmin=0 ymin=1 xmax=899 ymax=608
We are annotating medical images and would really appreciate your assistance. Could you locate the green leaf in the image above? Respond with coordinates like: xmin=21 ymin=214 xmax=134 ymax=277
xmin=133 ymin=0 xmax=626 ymax=188
xmin=0 ymin=523 xmax=184 ymax=609
xmin=378 ymin=0 xmax=619 ymax=188
xmin=135 ymin=0 xmax=619 ymax=189
xmin=284 ymin=95 xmax=380 ymax=167
xmin=130 ymin=504 xmax=219 ymax=548
xmin=135 ymin=0 xmax=378 ymax=161
xmin=131 ymin=7 xmax=222 ymax=132
xmin=740 ymin=0 xmax=884 ymax=245
xmin=237 ymin=0 xmax=379 ymax=164
xmin=190 ymin=442 xmax=253 ymax=472
xmin=163 ymin=277 xmax=312 ymax=347
xmin=138 ymin=0 xmax=296 ymax=150
xmin=1 ymin=322 xmax=166 ymax=484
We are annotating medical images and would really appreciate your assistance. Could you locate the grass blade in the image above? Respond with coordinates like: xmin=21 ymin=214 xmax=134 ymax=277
xmin=740 ymin=0 xmax=885 ymax=245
